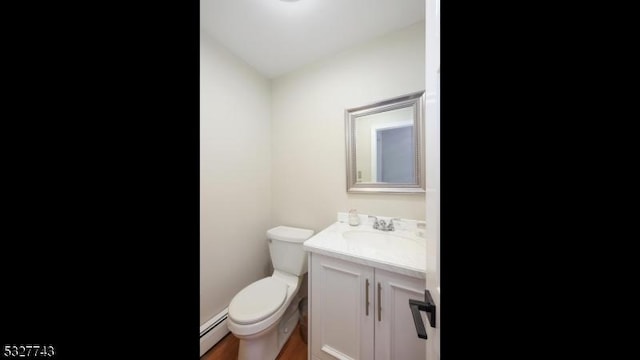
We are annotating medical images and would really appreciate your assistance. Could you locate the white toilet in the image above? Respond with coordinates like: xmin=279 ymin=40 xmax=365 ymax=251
xmin=227 ymin=225 xmax=314 ymax=360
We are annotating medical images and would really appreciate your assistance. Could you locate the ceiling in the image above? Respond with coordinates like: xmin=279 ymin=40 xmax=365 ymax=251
xmin=200 ymin=0 xmax=425 ymax=79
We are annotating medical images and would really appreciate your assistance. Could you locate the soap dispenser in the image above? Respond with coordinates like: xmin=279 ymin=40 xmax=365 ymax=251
xmin=348 ymin=209 xmax=361 ymax=226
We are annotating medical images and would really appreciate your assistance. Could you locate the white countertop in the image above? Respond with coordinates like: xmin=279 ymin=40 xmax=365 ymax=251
xmin=303 ymin=214 xmax=432 ymax=279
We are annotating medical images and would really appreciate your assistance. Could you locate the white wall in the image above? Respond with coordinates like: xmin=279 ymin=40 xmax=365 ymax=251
xmin=271 ymin=21 xmax=426 ymax=232
xmin=200 ymin=31 xmax=273 ymax=326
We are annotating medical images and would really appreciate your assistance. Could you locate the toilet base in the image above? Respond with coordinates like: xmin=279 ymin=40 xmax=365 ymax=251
xmin=277 ymin=304 xmax=299 ymax=350
xmin=237 ymin=322 xmax=279 ymax=360
xmin=236 ymin=297 xmax=302 ymax=360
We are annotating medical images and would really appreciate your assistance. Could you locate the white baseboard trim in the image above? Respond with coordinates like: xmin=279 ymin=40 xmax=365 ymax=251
xmin=200 ymin=308 xmax=230 ymax=357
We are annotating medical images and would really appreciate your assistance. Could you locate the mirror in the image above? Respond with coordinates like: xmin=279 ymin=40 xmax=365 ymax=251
xmin=345 ymin=91 xmax=425 ymax=194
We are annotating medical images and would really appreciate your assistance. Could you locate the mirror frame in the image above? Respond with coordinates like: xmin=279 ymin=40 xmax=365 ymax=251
xmin=345 ymin=90 xmax=426 ymax=194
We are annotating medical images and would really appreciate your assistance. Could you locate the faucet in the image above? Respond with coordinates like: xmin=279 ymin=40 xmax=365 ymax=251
xmin=368 ymin=216 xmax=399 ymax=231
xmin=369 ymin=215 xmax=381 ymax=229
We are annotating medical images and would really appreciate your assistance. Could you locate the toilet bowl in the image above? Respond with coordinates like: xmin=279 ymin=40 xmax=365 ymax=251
xmin=227 ymin=226 xmax=314 ymax=360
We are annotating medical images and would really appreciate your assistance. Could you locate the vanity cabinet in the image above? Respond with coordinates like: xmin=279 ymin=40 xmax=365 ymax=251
xmin=309 ymin=253 xmax=425 ymax=360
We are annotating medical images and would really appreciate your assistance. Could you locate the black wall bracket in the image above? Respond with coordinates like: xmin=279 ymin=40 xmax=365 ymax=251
xmin=409 ymin=289 xmax=436 ymax=339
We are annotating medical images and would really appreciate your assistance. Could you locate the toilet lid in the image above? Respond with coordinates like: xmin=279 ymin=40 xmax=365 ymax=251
xmin=228 ymin=277 xmax=287 ymax=325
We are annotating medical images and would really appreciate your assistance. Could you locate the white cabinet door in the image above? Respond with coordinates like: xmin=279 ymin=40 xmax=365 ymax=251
xmin=310 ymin=254 xmax=374 ymax=360
xmin=374 ymin=268 xmax=426 ymax=360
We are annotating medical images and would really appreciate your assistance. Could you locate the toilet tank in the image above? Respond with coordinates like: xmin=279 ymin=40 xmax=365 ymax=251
xmin=267 ymin=226 xmax=314 ymax=276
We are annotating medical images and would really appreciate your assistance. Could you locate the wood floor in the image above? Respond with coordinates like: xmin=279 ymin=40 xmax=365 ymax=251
xmin=201 ymin=323 xmax=307 ymax=360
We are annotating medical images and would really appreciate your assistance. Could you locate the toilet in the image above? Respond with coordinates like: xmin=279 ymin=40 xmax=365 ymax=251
xmin=227 ymin=225 xmax=314 ymax=360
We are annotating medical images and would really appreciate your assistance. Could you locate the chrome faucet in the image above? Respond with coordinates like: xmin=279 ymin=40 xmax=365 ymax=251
xmin=386 ymin=219 xmax=395 ymax=231
xmin=368 ymin=216 xmax=399 ymax=231
xmin=369 ymin=215 xmax=380 ymax=229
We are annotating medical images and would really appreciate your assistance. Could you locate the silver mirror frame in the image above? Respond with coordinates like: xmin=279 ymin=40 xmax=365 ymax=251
xmin=345 ymin=90 xmax=426 ymax=194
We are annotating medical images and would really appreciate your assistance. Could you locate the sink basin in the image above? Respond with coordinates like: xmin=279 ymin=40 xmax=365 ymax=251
xmin=342 ymin=230 xmax=413 ymax=242
xmin=341 ymin=230 xmax=425 ymax=264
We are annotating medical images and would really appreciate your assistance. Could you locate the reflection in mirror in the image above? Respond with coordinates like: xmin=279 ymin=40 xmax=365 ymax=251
xmin=346 ymin=91 xmax=425 ymax=193
xmin=355 ymin=106 xmax=415 ymax=183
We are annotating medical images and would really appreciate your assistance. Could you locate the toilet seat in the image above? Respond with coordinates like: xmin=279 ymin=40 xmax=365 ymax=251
xmin=229 ymin=277 xmax=287 ymax=325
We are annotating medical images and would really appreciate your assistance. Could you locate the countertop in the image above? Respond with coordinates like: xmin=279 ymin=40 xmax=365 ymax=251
xmin=303 ymin=214 xmax=432 ymax=279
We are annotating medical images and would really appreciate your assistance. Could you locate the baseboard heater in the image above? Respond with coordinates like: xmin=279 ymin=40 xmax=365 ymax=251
xmin=200 ymin=308 xmax=230 ymax=357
